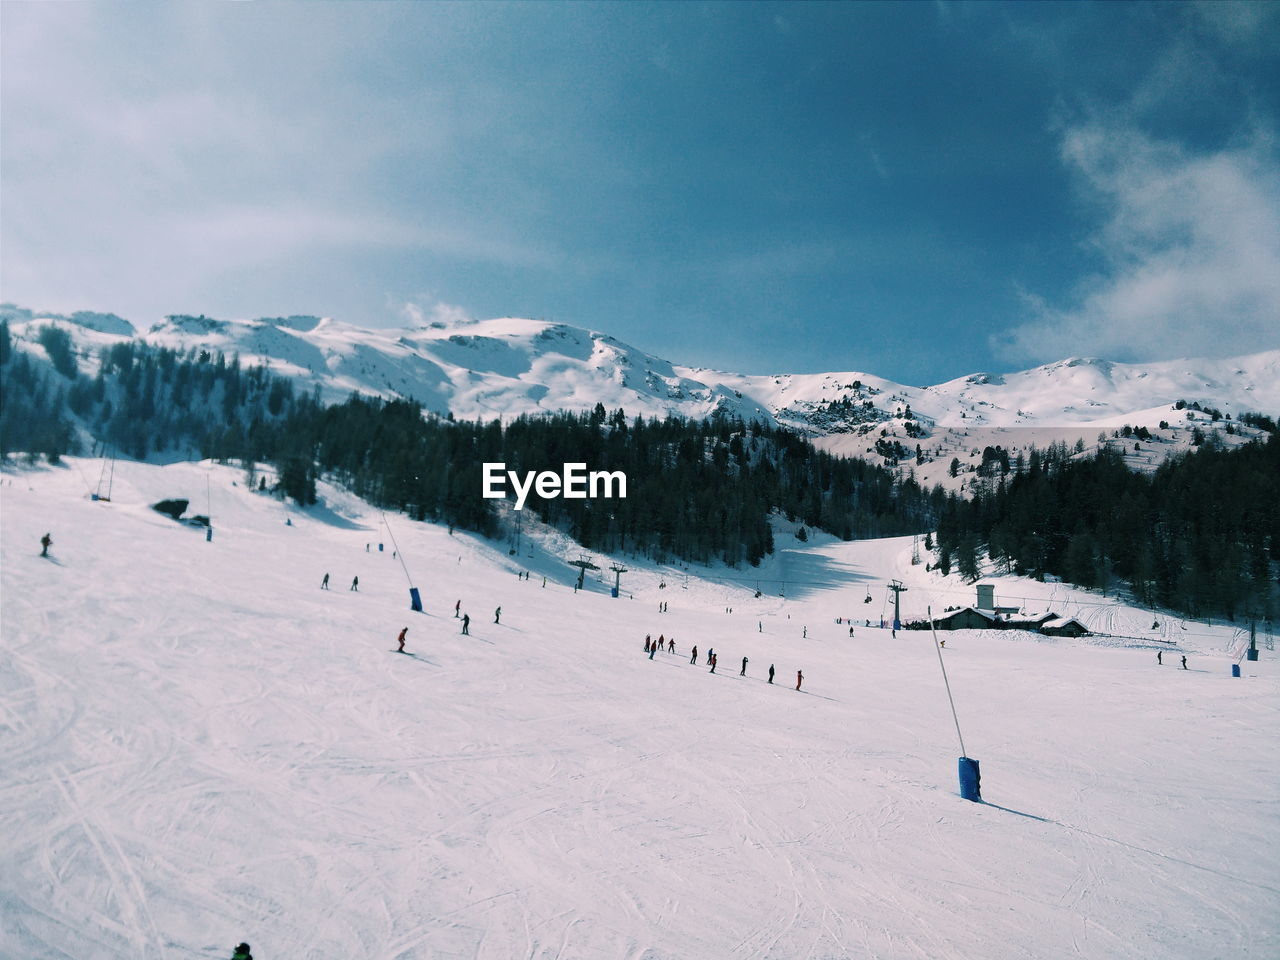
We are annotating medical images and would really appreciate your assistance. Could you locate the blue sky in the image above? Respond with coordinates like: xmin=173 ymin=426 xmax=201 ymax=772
xmin=2 ymin=2 xmax=1278 ymax=384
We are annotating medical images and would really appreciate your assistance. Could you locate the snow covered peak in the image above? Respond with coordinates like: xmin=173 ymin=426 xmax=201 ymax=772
xmin=0 ymin=303 xmax=135 ymax=337
xmin=5 ymin=301 xmax=1277 ymax=487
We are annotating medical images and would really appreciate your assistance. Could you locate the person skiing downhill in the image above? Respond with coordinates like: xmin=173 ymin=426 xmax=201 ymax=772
xmin=796 ymin=670 xmax=804 ymax=691
xmin=397 ymin=627 xmax=408 ymax=653
xmin=494 ymin=607 xmax=501 ymax=624
xmin=1181 ymin=655 xmax=1188 ymax=670
xmin=40 ymin=533 xmax=52 ymax=557
xmin=1157 ymin=650 xmax=1163 ymax=665
xmin=740 ymin=656 xmax=748 ymax=676
xmin=649 ymin=642 xmax=656 ymax=660
xmin=690 ymin=645 xmax=698 ymax=665
xmin=455 ymin=599 xmax=461 ymax=618
xmin=706 ymin=647 xmax=714 ymax=666
xmin=350 ymin=576 xmax=359 ymax=591
xmin=321 ymin=573 xmax=330 ymax=589
xmin=461 ymin=613 xmax=470 ymax=635
xmin=667 ymin=638 xmax=674 ymax=653
xmin=645 ymin=638 xmax=651 ymax=653
xmin=768 ymin=664 xmax=775 ymax=684
xmin=709 ymin=653 xmax=717 ymax=674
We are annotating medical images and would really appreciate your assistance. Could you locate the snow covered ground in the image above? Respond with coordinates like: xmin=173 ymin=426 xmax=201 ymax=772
xmin=2 ymin=458 xmax=1276 ymax=960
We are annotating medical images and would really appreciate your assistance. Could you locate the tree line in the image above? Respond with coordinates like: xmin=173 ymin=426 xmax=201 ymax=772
xmin=7 ymin=319 xmax=1274 ymax=612
xmin=932 ymin=434 xmax=1280 ymax=621
xmin=1 ymin=323 xmax=940 ymax=567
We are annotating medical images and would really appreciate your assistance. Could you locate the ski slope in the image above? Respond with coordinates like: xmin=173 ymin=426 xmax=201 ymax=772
xmin=2 ymin=459 xmax=1277 ymax=960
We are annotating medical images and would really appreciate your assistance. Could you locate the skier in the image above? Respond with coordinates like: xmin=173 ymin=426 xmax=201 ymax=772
xmin=803 ymin=626 xmax=807 ymax=639
xmin=796 ymin=670 xmax=803 ymax=691
xmin=455 ymin=599 xmax=461 ymax=618
xmin=461 ymin=613 xmax=470 ymax=636
xmin=1181 ymin=655 xmax=1188 ymax=670
xmin=321 ymin=573 xmax=330 ymax=590
xmin=690 ymin=645 xmax=698 ymax=665
xmin=350 ymin=576 xmax=359 ymax=591
xmin=658 ymin=634 xmax=665 ymax=650
xmin=494 ymin=607 xmax=501 ymax=624
xmin=768 ymin=664 xmax=775 ymax=684
xmin=667 ymin=638 xmax=674 ymax=654
xmin=231 ymin=944 xmax=253 ymax=960
xmin=740 ymin=656 xmax=748 ymax=677
xmin=848 ymin=626 xmax=853 ymax=637
xmin=397 ymin=627 xmax=408 ymax=653
xmin=758 ymin=621 xmax=762 ymax=633
xmin=649 ymin=642 xmax=656 ymax=660
xmin=645 ymin=638 xmax=651 ymax=653
xmin=709 ymin=653 xmax=717 ymax=674
xmin=40 ymin=533 xmax=52 ymax=557
xmin=706 ymin=647 xmax=714 ymax=665
xmin=1157 ymin=650 xmax=1163 ymax=665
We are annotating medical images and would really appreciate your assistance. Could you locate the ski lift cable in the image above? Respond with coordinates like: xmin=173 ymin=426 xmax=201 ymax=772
xmin=380 ymin=511 xmax=416 ymax=588
xmin=929 ymin=606 xmax=967 ymax=757
xmin=94 ymin=452 xmax=110 ymax=497
xmin=69 ymin=457 xmax=97 ymax=499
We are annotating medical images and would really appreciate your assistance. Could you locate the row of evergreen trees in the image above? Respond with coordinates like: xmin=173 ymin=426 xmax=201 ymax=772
xmin=276 ymin=396 xmax=942 ymax=566
xmin=0 ymin=320 xmax=316 ymax=464
xmin=6 ymin=320 xmax=1275 ymax=611
xmin=1 ymin=323 xmax=940 ymax=567
xmin=932 ymin=435 xmax=1280 ymax=621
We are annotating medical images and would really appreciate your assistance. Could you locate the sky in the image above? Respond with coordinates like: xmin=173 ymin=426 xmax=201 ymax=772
xmin=2 ymin=1 xmax=1278 ymax=385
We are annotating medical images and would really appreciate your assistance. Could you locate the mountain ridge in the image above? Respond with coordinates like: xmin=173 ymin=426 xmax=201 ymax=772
xmin=6 ymin=303 xmax=1277 ymax=487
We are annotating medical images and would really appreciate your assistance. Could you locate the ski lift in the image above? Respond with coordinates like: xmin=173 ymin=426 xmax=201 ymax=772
xmin=864 ymin=585 xmax=873 ymax=603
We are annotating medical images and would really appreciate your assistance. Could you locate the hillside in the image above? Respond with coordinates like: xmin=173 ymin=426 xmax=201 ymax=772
xmin=2 ymin=458 xmax=1276 ymax=959
xmin=5 ymin=306 xmax=1277 ymax=489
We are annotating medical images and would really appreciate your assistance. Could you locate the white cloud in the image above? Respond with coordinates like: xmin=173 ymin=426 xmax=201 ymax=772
xmin=396 ymin=299 xmax=472 ymax=328
xmin=997 ymin=123 xmax=1280 ymax=362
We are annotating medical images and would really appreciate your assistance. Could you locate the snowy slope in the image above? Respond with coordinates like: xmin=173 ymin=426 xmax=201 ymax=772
xmin=7 ymin=306 xmax=1277 ymax=487
xmin=2 ymin=459 xmax=1277 ymax=959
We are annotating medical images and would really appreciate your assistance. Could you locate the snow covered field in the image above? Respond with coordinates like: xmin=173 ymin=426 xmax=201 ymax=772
xmin=2 ymin=459 xmax=1277 ymax=960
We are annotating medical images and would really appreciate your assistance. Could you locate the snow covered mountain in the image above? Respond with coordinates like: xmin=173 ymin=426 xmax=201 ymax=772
xmin=6 ymin=304 xmax=1279 ymax=487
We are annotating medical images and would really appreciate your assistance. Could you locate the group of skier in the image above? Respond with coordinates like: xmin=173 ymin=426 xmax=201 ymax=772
xmin=645 ymin=634 xmax=803 ymax=690
xmin=1156 ymin=649 xmax=1189 ymax=669
xmin=319 ymin=572 xmax=358 ymax=591
xmin=395 ymin=598 xmax=506 ymax=651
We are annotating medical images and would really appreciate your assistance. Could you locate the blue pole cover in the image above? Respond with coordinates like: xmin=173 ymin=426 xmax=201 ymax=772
xmin=958 ymin=757 xmax=982 ymax=802
xmin=409 ymin=587 xmax=423 ymax=612
xmin=1231 ymin=663 xmax=1241 ymax=677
